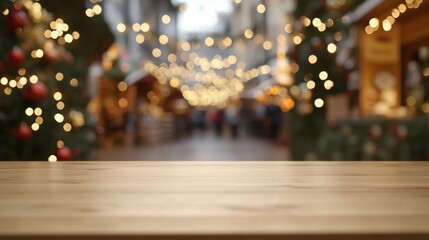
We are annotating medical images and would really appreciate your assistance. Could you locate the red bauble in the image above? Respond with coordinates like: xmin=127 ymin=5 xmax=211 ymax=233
xmin=57 ymin=147 xmax=72 ymax=161
xmin=24 ymin=82 xmax=48 ymax=102
xmin=7 ymin=10 xmax=27 ymax=30
xmin=15 ymin=123 xmax=32 ymax=141
xmin=8 ymin=47 xmax=25 ymax=66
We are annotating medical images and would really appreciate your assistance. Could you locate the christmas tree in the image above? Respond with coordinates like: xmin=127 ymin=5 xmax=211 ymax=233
xmin=287 ymin=0 xmax=360 ymax=160
xmin=0 ymin=0 xmax=112 ymax=160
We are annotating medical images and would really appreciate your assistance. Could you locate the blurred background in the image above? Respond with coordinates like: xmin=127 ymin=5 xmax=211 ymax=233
xmin=1 ymin=0 xmax=428 ymax=161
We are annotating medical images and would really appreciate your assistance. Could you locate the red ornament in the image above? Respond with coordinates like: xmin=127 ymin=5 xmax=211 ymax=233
xmin=7 ymin=10 xmax=27 ymax=30
xmin=57 ymin=147 xmax=72 ymax=161
xmin=368 ymin=125 xmax=382 ymax=139
xmin=24 ymin=82 xmax=48 ymax=102
xmin=15 ymin=123 xmax=32 ymax=141
xmin=8 ymin=47 xmax=25 ymax=66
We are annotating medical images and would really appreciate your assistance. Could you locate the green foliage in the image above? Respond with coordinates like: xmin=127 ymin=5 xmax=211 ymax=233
xmin=288 ymin=0 xmax=360 ymax=160
xmin=0 ymin=0 xmax=111 ymax=160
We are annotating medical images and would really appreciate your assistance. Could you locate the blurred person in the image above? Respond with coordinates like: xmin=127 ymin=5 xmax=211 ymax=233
xmin=251 ymin=103 xmax=266 ymax=138
xmin=211 ymin=109 xmax=224 ymax=137
xmin=225 ymin=104 xmax=240 ymax=139
xmin=265 ymin=103 xmax=282 ymax=142
xmin=192 ymin=109 xmax=207 ymax=135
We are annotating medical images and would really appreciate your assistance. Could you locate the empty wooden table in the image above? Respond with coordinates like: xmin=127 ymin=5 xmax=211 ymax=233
xmin=0 ymin=161 xmax=429 ymax=240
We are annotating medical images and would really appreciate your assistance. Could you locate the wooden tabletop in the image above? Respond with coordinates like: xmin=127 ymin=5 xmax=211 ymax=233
xmin=1 ymin=161 xmax=429 ymax=240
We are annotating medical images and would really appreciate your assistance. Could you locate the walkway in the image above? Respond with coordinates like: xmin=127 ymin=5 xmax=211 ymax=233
xmin=94 ymin=133 xmax=289 ymax=161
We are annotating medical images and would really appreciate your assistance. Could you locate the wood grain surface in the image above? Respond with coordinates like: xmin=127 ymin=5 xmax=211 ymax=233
xmin=0 ymin=161 xmax=429 ymax=240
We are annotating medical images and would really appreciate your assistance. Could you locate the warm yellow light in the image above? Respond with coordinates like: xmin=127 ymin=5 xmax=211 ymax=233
xmin=312 ymin=18 xmax=321 ymax=27
xmin=31 ymin=123 xmax=40 ymax=131
xmin=53 ymin=92 xmax=62 ymax=101
xmin=284 ymin=23 xmax=293 ymax=33
xmin=234 ymin=0 xmax=241 ymax=4
xmin=9 ymin=80 xmax=17 ymax=88
xmin=57 ymin=140 xmax=64 ymax=148
xmin=228 ymin=55 xmax=237 ymax=64
xmin=93 ymin=4 xmax=102 ymax=15
xmin=64 ymin=34 xmax=73 ymax=43
xmin=0 ymin=77 xmax=7 ymax=85
xmin=35 ymin=116 xmax=43 ymax=125
xmin=56 ymin=101 xmax=65 ymax=110
xmin=159 ymin=35 xmax=169 ymax=45
xmin=19 ymin=77 xmax=27 ymax=85
xmin=54 ymin=113 xmax=64 ymax=123
xmin=25 ymin=107 xmax=34 ymax=116
xmin=392 ymin=9 xmax=400 ymax=18
xmin=48 ymin=155 xmax=57 ymax=162
xmin=317 ymin=23 xmax=326 ymax=32
xmin=136 ymin=34 xmax=145 ymax=44
xmin=55 ymin=72 xmax=64 ymax=81
xmin=319 ymin=71 xmax=328 ymax=80
xmin=292 ymin=35 xmax=302 ymax=45
xmin=308 ymin=55 xmax=317 ymax=64
xmin=4 ymin=87 xmax=12 ymax=95
xmin=244 ymin=29 xmax=254 ymax=39
xmin=34 ymin=108 xmax=42 ymax=116
xmin=263 ymin=40 xmax=272 ymax=50
xmin=324 ymin=80 xmax=334 ymax=90
xmin=369 ymin=18 xmax=379 ymax=28
xmin=35 ymin=49 xmax=44 ymax=58
xmin=63 ymin=123 xmax=72 ymax=132
xmin=118 ymin=98 xmax=128 ymax=108
xmin=398 ymin=4 xmax=407 ymax=13
xmin=170 ymin=77 xmax=180 ymax=88
xmin=205 ymin=37 xmax=214 ymax=47
xmin=365 ymin=25 xmax=374 ymax=34
xmin=85 ymin=9 xmax=94 ymax=17
xmin=181 ymin=42 xmax=191 ymax=51
xmin=306 ymin=80 xmax=315 ymax=89
xmin=118 ymin=81 xmax=127 ymax=91
xmin=72 ymin=31 xmax=80 ymax=40
xmin=132 ymin=23 xmax=141 ymax=32
xmin=223 ymin=37 xmax=232 ymax=47
xmin=301 ymin=17 xmax=311 ymax=27
xmin=168 ymin=54 xmax=177 ymax=63
xmin=327 ymin=43 xmax=337 ymax=53
xmin=257 ymin=4 xmax=266 ymax=13
xmin=70 ymin=78 xmax=78 ymax=87
xmin=162 ymin=15 xmax=171 ymax=24
xmin=152 ymin=48 xmax=161 ymax=58
xmin=140 ymin=22 xmax=150 ymax=32
xmin=382 ymin=19 xmax=392 ymax=31
xmin=117 ymin=23 xmax=126 ymax=32
xmin=314 ymin=98 xmax=324 ymax=108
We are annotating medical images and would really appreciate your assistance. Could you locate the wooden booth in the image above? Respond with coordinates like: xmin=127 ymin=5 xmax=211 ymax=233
xmin=352 ymin=0 xmax=429 ymax=117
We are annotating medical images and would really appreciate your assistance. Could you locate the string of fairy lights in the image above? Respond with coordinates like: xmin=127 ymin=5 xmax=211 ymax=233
xmin=85 ymin=0 xmax=424 ymax=110
xmin=365 ymin=0 xmax=423 ymax=34
xmin=85 ymin=0 xmax=281 ymax=108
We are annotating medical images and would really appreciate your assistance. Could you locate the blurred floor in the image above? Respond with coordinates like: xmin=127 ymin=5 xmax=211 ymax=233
xmin=94 ymin=133 xmax=289 ymax=161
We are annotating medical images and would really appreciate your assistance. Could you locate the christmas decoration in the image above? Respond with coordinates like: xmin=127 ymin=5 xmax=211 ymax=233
xmin=0 ymin=0 xmax=113 ymax=160
xmin=57 ymin=147 xmax=72 ymax=161
xmin=287 ymin=0 xmax=361 ymax=160
xmin=7 ymin=46 xmax=25 ymax=66
xmin=23 ymin=82 xmax=48 ymax=102
xmin=6 ymin=9 xmax=27 ymax=30
xmin=15 ymin=123 xmax=32 ymax=141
